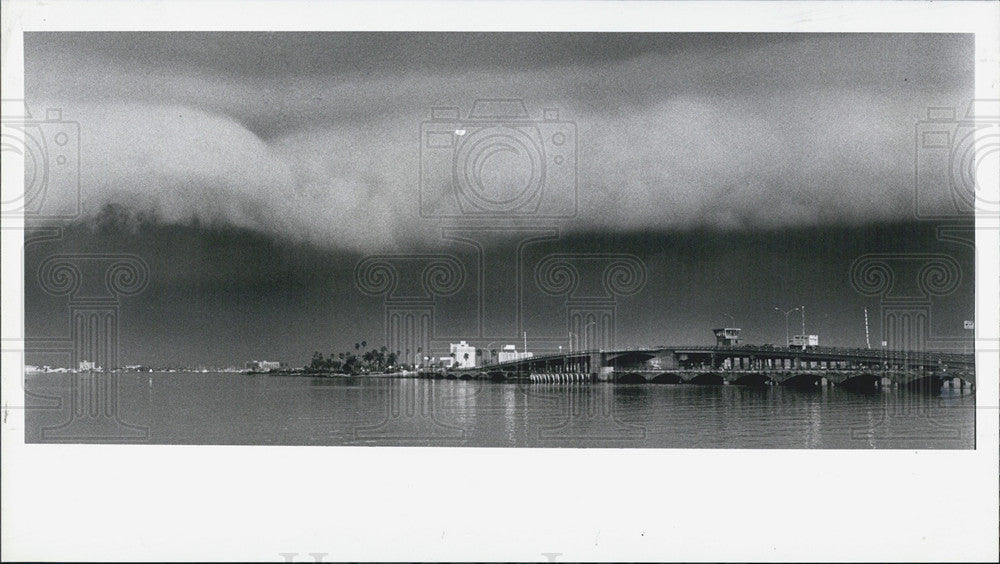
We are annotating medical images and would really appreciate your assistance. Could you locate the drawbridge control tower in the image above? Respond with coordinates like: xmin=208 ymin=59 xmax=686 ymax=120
xmin=713 ymin=327 xmax=741 ymax=348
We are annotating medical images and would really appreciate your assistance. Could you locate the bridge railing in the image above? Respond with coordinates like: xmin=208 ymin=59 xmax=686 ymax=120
xmin=460 ymin=344 xmax=972 ymax=372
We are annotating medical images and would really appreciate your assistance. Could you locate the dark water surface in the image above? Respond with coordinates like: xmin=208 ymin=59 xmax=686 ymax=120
xmin=24 ymin=372 xmax=976 ymax=448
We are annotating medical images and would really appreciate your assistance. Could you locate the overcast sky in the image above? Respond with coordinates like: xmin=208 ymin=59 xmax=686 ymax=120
xmin=25 ymin=32 xmax=973 ymax=250
xmin=23 ymin=33 xmax=976 ymax=366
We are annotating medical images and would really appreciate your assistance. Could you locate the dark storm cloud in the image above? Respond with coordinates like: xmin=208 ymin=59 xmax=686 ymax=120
xmin=24 ymin=217 xmax=975 ymax=367
xmin=25 ymin=33 xmax=973 ymax=251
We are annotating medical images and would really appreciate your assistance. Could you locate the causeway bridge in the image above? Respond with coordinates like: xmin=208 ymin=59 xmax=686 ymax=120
xmin=438 ymin=345 xmax=976 ymax=390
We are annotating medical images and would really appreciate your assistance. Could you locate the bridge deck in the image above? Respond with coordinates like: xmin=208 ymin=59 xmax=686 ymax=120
xmin=456 ymin=345 xmax=975 ymax=375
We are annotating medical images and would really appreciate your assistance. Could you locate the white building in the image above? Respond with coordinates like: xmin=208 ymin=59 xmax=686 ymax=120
xmin=449 ymin=341 xmax=477 ymax=368
xmin=78 ymin=360 xmax=98 ymax=372
xmin=497 ymin=344 xmax=533 ymax=364
xmin=244 ymin=360 xmax=284 ymax=372
xmin=789 ymin=334 xmax=819 ymax=348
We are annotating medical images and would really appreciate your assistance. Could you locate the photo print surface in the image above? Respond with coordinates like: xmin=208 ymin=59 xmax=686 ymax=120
xmin=16 ymin=32 xmax=979 ymax=448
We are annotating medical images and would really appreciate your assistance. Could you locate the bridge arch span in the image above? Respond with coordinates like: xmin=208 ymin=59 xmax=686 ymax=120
xmin=617 ymin=372 xmax=647 ymax=384
xmin=652 ymin=373 xmax=682 ymax=384
xmin=781 ymin=373 xmax=823 ymax=388
xmin=688 ymin=372 xmax=725 ymax=385
xmin=839 ymin=373 xmax=881 ymax=391
xmin=734 ymin=373 xmax=772 ymax=387
xmin=905 ymin=375 xmax=944 ymax=392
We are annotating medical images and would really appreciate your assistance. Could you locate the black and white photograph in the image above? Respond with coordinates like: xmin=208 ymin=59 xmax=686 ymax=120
xmin=2 ymin=1 xmax=998 ymax=561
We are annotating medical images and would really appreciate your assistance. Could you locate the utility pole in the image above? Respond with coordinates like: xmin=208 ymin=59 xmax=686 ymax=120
xmin=523 ymin=331 xmax=527 ymax=354
xmin=485 ymin=341 xmax=496 ymax=365
xmin=864 ymin=308 xmax=871 ymax=350
xmin=584 ymin=321 xmax=597 ymax=351
xmin=800 ymin=305 xmax=806 ymax=350
xmin=774 ymin=306 xmax=800 ymax=347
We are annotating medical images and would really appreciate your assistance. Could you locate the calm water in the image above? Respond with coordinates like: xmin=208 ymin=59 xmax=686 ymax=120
xmin=23 ymin=372 xmax=976 ymax=448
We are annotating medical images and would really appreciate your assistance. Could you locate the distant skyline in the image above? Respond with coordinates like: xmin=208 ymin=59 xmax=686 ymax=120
xmin=22 ymin=32 xmax=975 ymax=367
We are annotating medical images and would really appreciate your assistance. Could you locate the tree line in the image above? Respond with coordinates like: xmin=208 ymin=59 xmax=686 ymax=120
xmin=306 ymin=341 xmax=502 ymax=374
xmin=306 ymin=340 xmax=400 ymax=374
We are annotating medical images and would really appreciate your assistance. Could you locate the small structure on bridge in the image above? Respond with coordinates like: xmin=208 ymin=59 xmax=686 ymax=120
xmin=497 ymin=344 xmax=533 ymax=363
xmin=713 ymin=327 xmax=741 ymax=348
xmin=789 ymin=334 xmax=819 ymax=348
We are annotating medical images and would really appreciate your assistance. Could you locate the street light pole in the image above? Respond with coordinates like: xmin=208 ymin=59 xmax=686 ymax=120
xmin=774 ymin=306 xmax=800 ymax=347
xmin=584 ymin=321 xmax=597 ymax=351
xmin=800 ymin=305 xmax=806 ymax=350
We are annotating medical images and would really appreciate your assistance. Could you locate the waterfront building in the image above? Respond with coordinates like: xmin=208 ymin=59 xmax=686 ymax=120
xmin=449 ymin=341 xmax=477 ymax=368
xmin=789 ymin=334 xmax=819 ymax=348
xmin=497 ymin=344 xmax=533 ymax=364
xmin=244 ymin=360 xmax=284 ymax=372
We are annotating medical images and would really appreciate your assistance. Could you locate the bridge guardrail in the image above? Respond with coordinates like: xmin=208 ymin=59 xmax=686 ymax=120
xmin=464 ymin=344 xmax=973 ymax=372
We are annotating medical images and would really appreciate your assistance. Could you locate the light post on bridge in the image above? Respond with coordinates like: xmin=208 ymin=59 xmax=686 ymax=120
xmin=799 ymin=305 xmax=806 ymax=351
xmin=583 ymin=321 xmax=597 ymax=351
xmin=484 ymin=341 xmax=496 ymax=366
xmin=774 ymin=306 xmax=800 ymax=347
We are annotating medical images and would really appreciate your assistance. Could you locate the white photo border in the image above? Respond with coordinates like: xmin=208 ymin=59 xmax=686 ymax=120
xmin=2 ymin=1 xmax=997 ymax=561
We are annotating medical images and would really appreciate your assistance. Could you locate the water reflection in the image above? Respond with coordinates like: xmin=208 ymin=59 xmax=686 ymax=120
xmin=535 ymin=384 xmax=645 ymax=442
xmin=503 ymin=385 xmax=516 ymax=445
xmin=23 ymin=373 xmax=976 ymax=448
